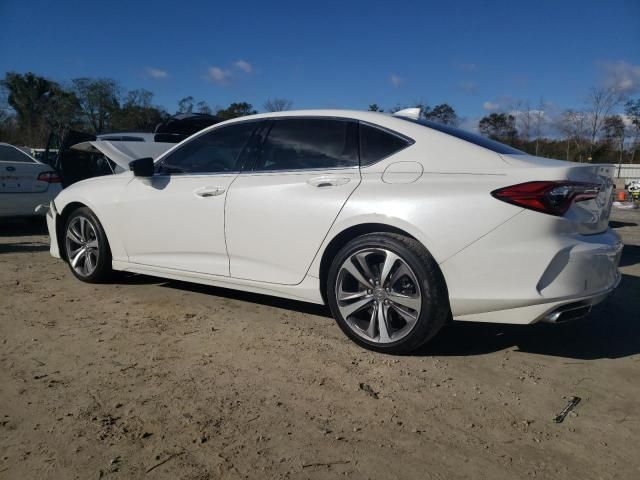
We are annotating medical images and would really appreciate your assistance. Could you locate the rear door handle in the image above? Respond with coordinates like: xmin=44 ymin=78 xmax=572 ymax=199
xmin=307 ymin=176 xmax=351 ymax=188
xmin=194 ymin=186 xmax=226 ymax=198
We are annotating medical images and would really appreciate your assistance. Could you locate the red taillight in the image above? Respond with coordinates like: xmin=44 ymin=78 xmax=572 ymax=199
xmin=491 ymin=181 xmax=600 ymax=216
xmin=37 ymin=171 xmax=61 ymax=183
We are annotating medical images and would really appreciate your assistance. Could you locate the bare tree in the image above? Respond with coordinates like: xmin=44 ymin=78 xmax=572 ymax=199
xmin=532 ymin=98 xmax=547 ymax=156
xmin=263 ymin=98 xmax=293 ymax=112
xmin=603 ymin=115 xmax=627 ymax=163
xmin=584 ymin=87 xmax=624 ymax=160
xmin=556 ymin=110 xmax=588 ymax=162
xmin=625 ymin=99 xmax=640 ymax=163
xmin=196 ymin=101 xmax=212 ymax=115
xmin=512 ymin=100 xmax=532 ymax=143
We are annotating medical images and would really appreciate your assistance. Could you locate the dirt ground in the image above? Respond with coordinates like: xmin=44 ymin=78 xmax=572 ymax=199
xmin=1 ymin=209 xmax=639 ymax=480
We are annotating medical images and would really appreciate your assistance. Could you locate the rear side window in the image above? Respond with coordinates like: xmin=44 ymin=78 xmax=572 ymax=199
xmin=0 ymin=145 xmax=37 ymax=163
xmin=158 ymin=122 xmax=257 ymax=174
xmin=359 ymin=123 xmax=412 ymax=166
xmin=254 ymin=119 xmax=358 ymax=171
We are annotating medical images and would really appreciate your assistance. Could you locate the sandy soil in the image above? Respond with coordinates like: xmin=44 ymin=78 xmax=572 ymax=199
xmin=1 ymin=209 xmax=639 ymax=480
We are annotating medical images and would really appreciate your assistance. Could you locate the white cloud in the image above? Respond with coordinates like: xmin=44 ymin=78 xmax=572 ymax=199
xmin=483 ymin=101 xmax=500 ymax=111
xmin=458 ymin=116 xmax=480 ymax=133
xmin=234 ymin=59 xmax=253 ymax=73
xmin=146 ymin=67 xmax=168 ymax=79
xmin=598 ymin=60 xmax=640 ymax=94
xmin=207 ymin=66 xmax=233 ymax=85
xmin=390 ymin=74 xmax=402 ymax=87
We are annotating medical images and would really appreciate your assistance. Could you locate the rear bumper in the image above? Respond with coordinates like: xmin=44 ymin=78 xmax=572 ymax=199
xmin=46 ymin=202 xmax=61 ymax=259
xmin=442 ymin=210 xmax=623 ymax=324
xmin=452 ymin=273 xmax=620 ymax=324
xmin=0 ymin=187 xmax=61 ymax=217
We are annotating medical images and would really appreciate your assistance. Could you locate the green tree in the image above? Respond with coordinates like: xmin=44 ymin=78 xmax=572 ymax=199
xmin=368 ymin=104 xmax=383 ymax=112
xmin=424 ymin=103 xmax=459 ymax=126
xmin=111 ymin=88 xmax=167 ymax=131
xmin=42 ymin=85 xmax=83 ymax=142
xmin=1 ymin=72 xmax=59 ymax=145
xmin=216 ymin=102 xmax=257 ymax=120
xmin=72 ymin=77 xmax=120 ymax=134
xmin=478 ymin=113 xmax=518 ymax=144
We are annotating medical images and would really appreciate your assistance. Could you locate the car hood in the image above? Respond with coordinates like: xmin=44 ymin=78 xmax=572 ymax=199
xmin=70 ymin=140 xmax=173 ymax=169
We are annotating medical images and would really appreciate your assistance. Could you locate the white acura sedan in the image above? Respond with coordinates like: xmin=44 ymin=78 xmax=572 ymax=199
xmin=45 ymin=109 xmax=622 ymax=353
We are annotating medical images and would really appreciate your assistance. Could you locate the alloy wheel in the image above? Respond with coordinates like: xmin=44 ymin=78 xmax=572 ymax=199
xmin=65 ymin=216 xmax=99 ymax=277
xmin=335 ymin=248 xmax=422 ymax=343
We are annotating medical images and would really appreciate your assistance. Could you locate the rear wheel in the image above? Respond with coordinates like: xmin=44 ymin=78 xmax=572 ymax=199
xmin=64 ymin=207 xmax=113 ymax=283
xmin=327 ymin=233 xmax=449 ymax=354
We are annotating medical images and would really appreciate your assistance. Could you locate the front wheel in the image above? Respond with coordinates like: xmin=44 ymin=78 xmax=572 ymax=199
xmin=64 ymin=207 xmax=113 ymax=283
xmin=327 ymin=233 xmax=449 ymax=354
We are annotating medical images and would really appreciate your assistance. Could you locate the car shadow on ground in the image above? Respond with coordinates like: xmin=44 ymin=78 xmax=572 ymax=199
xmin=422 ymin=273 xmax=640 ymax=360
xmin=610 ymin=220 xmax=638 ymax=228
xmin=0 ymin=218 xmax=48 ymax=237
xmin=0 ymin=242 xmax=50 ymax=254
xmin=0 ymin=218 xmax=49 ymax=254
xmin=619 ymin=244 xmax=640 ymax=268
xmin=150 ymin=272 xmax=640 ymax=361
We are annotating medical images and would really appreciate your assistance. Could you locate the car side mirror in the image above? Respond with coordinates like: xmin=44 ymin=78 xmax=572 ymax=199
xmin=130 ymin=157 xmax=154 ymax=177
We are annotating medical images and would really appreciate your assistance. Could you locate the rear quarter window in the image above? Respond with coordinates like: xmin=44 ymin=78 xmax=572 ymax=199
xmin=359 ymin=123 xmax=413 ymax=166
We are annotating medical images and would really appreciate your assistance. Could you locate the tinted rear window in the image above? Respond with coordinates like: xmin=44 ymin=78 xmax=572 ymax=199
xmin=0 ymin=145 xmax=37 ymax=163
xmin=359 ymin=123 xmax=412 ymax=166
xmin=254 ymin=119 xmax=358 ymax=171
xmin=400 ymin=118 xmax=524 ymax=155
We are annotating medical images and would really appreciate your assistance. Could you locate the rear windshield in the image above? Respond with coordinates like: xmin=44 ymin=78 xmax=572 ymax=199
xmin=0 ymin=145 xmax=37 ymax=163
xmin=398 ymin=118 xmax=524 ymax=155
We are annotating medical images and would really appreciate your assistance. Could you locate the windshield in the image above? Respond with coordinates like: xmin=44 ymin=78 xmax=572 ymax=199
xmin=398 ymin=118 xmax=524 ymax=155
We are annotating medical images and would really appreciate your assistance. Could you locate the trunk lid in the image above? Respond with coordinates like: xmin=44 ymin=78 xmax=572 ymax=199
xmin=70 ymin=140 xmax=173 ymax=170
xmin=0 ymin=144 xmax=52 ymax=194
xmin=500 ymin=154 xmax=615 ymax=234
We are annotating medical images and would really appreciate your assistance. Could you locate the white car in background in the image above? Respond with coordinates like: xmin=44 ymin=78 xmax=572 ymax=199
xmin=45 ymin=109 xmax=622 ymax=353
xmin=0 ymin=142 xmax=62 ymax=218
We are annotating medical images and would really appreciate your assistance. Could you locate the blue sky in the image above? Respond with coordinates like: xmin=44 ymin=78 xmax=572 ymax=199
xmin=1 ymin=0 xmax=639 ymax=125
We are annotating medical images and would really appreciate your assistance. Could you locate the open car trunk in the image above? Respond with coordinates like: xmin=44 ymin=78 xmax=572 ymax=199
xmin=44 ymin=114 xmax=222 ymax=188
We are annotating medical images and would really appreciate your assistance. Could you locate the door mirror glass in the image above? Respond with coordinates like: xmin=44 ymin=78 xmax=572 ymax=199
xmin=130 ymin=157 xmax=154 ymax=177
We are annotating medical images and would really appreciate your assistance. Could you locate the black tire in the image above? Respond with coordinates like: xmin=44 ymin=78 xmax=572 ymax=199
xmin=63 ymin=207 xmax=113 ymax=283
xmin=327 ymin=233 xmax=450 ymax=354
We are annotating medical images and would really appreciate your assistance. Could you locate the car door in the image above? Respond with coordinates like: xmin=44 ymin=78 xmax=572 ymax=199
xmin=118 ymin=121 xmax=258 ymax=276
xmin=225 ymin=117 xmax=361 ymax=285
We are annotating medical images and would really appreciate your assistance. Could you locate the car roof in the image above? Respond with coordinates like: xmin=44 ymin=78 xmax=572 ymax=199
xmin=204 ymin=109 xmax=433 ymax=139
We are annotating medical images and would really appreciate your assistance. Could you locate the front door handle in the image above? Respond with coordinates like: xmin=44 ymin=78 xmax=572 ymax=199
xmin=307 ymin=176 xmax=351 ymax=188
xmin=194 ymin=186 xmax=226 ymax=198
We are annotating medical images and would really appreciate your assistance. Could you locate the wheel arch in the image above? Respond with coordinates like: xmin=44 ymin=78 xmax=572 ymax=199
xmin=318 ymin=222 xmax=448 ymax=305
xmin=56 ymin=201 xmax=113 ymax=262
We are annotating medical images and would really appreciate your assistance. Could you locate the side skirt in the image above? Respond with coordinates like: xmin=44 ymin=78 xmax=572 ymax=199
xmin=111 ymin=260 xmax=325 ymax=305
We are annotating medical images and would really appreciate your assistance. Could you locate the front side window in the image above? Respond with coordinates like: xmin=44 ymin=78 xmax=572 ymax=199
xmin=0 ymin=145 xmax=37 ymax=163
xmin=157 ymin=122 xmax=257 ymax=174
xmin=253 ymin=119 xmax=358 ymax=171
